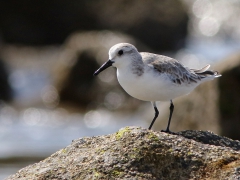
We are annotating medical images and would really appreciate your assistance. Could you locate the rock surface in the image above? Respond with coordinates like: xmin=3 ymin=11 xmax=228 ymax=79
xmin=7 ymin=127 xmax=240 ymax=180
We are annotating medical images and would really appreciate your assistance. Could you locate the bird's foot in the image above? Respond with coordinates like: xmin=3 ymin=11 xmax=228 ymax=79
xmin=161 ymin=129 xmax=176 ymax=135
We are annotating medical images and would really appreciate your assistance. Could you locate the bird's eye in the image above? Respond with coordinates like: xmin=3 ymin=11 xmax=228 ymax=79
xmin=118 ymin=50 xmax=123 ymax=56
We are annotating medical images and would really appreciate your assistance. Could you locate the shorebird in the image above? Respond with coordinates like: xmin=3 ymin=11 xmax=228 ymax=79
xmin=93 ymin=43 xmax=221 ymax=133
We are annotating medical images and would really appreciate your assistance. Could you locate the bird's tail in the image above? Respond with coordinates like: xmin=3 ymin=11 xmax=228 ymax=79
xmin=191 ymin=64 xmax=221 ymax=80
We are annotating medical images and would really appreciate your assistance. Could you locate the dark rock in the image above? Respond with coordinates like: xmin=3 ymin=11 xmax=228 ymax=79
xmin=92 ymin=0 xmax=188 ymax=51
xmin=217 ymin=53 xmax=240 ymax=140
xmin=178 ymin=130 xmax=240 ymax=151
xmin=6 ymin=127 xmax=240 ymax=180
xmin=0 ymin=58 xmax=12 ymax=101
xmin=0 ymin=1 xmax=97 ymax=45
xmin=60 ymin=50 xmax=100 ymax=106
xmin=0 ymin=0 xmax=188 ymax=51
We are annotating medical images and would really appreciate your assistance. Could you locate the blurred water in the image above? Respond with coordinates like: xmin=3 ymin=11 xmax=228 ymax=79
xmin=0 ymin=104 xmax=148 ymax=179
xmin=0 ymin=107 xmax=146 ymax=158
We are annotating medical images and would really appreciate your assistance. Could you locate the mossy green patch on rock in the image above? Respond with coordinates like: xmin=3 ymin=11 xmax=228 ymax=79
xmin=96 ymin=148 xmax=106 ymax=155
xmin=115 ymin=126 xmax=131 ymax=140
xmin=93 ymin=170 xmax=104 ymax=179
xmin=147 ymin=132 xmax=159 ymax=141
xmin=61 ymin=148 xmax=67 ymax=153
xmin=110 ymin=169 xmax=121 ymax=176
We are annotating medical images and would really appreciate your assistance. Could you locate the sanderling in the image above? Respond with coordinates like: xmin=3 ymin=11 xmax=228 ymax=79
xmin=93 ymin=43 xmax=221 ymax=133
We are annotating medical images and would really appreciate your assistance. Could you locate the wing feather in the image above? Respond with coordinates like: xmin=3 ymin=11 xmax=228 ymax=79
xmin=141 ymin=52 xmax=201 ymax=85
xmin=191 ymin=64 xmax=210 ymax=73
xmin=140 ymin=52 xmax=221 ymax=84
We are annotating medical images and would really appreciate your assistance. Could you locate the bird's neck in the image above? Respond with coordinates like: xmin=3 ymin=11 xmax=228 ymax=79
xmin=116 ymin=55 xmax=145 ymax=76
xmin=130 ymin=57 xmax=145 ymax=76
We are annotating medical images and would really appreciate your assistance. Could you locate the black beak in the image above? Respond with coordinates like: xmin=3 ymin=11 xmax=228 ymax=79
xmin=93 ymin=60 xmax=114 ymax=76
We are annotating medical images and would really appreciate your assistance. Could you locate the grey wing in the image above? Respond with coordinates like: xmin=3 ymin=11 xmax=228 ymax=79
xmin=141 ymin=53 xmax=201 ymax=84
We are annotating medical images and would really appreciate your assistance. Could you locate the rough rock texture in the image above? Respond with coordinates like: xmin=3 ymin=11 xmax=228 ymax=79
xmin=7 ymin=127 xmax=240 ymax=180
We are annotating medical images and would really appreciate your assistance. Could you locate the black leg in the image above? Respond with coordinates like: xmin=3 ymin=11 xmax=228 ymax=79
xmin=148 ymin=104 xmax=159 ymax=130
xmin=161 ymin=100 xmax=174 ymax=133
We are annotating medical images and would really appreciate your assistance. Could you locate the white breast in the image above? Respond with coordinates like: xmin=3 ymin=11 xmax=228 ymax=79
xmin=116 ymin=67 xmax=199 ymax=102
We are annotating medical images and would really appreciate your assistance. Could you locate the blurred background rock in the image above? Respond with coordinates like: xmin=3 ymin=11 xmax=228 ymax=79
xmin=0 ymin=0 xmax=240 ymax=179
xmin=0 ymin=59 xmax=12 ymax=102
xmin=0 ymin=0 xmax=188 ymax=50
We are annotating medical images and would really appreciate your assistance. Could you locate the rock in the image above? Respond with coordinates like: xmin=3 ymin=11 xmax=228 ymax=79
xmin=6 ymin=127 xmax=240 ymax=180
xmin=0 ymin=32 xmax=149 ymax=110
xmin=0 ymin=58 xmax=12 ymax=101
xmin=91 ymin=0 xmax=188 ymax=51
xmin=59 ymin=50 xmax=100 ymax=107
xmin=0 ymin=31 xmax=148 ymax=110
xmin=217 ymin=53 xmax=240 ymax=140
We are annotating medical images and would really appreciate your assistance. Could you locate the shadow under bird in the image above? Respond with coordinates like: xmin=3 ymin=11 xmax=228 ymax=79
xmin=93 ymin=43 xmax=221 ymax=133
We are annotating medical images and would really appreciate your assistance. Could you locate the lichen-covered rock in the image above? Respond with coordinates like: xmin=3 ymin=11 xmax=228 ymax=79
xmin=7 ymin=127 xmax=240 ymax=180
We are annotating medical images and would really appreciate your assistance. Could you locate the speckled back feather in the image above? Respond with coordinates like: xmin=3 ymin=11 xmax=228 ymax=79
xmin=141 ymin=52 xmax=221 ymax=85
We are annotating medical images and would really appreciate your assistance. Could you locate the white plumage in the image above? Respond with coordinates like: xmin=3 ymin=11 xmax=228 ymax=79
xmin=94 ymin=43 xmax=221 ymax=132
